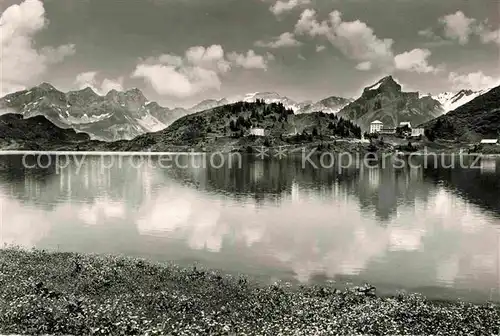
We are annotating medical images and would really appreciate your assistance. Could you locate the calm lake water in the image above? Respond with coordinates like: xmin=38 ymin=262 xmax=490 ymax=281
xmin=0 ymin=153 xmax=499 ymax=302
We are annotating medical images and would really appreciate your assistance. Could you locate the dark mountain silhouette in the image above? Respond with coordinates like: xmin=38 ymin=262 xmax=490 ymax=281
xmin=0 ymin=113 xmax=93 ymax=150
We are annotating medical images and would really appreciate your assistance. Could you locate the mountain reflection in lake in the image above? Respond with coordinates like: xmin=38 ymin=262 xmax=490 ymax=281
xmin=0 ymin=154 xmax=499 ymax=303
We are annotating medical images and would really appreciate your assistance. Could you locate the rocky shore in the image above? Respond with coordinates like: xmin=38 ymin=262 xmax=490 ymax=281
xmin=0 ymin=248 xmax=498 ymax=335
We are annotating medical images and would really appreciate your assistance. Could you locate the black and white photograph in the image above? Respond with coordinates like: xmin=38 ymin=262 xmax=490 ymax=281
xmin=0 ymin=0 xmax=499 ymax=334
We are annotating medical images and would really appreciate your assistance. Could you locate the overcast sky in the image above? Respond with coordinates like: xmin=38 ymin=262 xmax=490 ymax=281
xmin=1 ymin=0 xmax=499 ymax=107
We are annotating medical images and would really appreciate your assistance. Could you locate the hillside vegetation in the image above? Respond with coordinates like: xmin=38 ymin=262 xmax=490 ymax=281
xmin=114 ymin=100 xmax=362 ymax=151
xmin=0 ymin=114 xmax=92 ymax=150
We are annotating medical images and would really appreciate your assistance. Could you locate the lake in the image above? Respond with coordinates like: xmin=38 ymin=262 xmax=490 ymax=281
xmin=0 ymin=153 xmax=499 ymax=303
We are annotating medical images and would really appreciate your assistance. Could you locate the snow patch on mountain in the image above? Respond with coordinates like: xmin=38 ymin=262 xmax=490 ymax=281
xmin=65 ymin=112 xmax=113 ymax=125
xmin=239 ymin=92 xmax=304 ymax=111
xmin=432 ymin=89 xmax=489 ymax=113
xmin=367 ymin=82 xmax=382 ymax=91
xmin=136 ymin=114 xmax=165 ymax=132
xmin=296 ymin=96 xmax=353 ymax=114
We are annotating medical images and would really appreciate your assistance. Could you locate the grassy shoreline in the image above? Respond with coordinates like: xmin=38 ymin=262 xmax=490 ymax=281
xmin=0 ymin=248 xmax=499 ymax=335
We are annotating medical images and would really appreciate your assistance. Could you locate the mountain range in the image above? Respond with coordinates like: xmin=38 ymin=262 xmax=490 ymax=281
xmin=0 ymin=83 xmax=169 ymax=141
xmin=0 ymin=86 xmax=354 ymax=141
xmin=0 ymin=76 xmax=496 ymax=144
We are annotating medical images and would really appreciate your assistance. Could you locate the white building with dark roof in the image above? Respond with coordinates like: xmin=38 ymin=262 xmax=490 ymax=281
xmin=369 ymin=120 xmax=383 ymax=134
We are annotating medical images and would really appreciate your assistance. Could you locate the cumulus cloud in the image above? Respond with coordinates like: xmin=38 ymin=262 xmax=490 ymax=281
xmin=227 ymin=50 xmax=271 ymax=70
xmin=294 ymin=9 xmax=443 ymax=73
xmin=422 ymin=12 xmax=500 ymax=47
xmin=74 ymin=71 xmax=124 ymax=95
xmin=184 ymin=45 xmax=232 ymax=73
xmin=270 ymin=0 xmax=311 ymax=16
xmin=0 ymin=0 xmax=75 ymax=96
xmin=439 ymin=11 xmax=476 ymax=45
xmin=132 ymin=45 xmax=231 ymax=98
xmin=266 ymin=52 xmax=276 ymax=61
xmin=133 ymin=46 xmax=269 ymax=98
xmin=295 ymin=9 xmax=330 ymax=37
xmin=157 ymin=54 xmax=184 ymax=67
xmin=132 ymin=63 xmax=221 ymax=98
xmin=294 ymin=9 xmax=394 ymax=70
xmin=394 ymin=48 xmax=439 ymax=73
xmin=315 ymin=45 xmax=326 ymax=52
xmin=476 ymin=23 xmax=500 ymax=45
xmin=355 ymin=61 xmax=372 ymax=71
xmin=418 ymin=28 xmax=436 ymax=39
xmin=418 ymin=28 xmax=454 ymax=47
xmin=255 ymin=32 xmax=302 ymax=48
xmin=448 ymin=71 xmax=499 ymax=91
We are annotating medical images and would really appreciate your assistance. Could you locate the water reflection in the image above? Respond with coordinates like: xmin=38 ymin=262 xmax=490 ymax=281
xmin=0 ymin=154 xmax=499 ymax=302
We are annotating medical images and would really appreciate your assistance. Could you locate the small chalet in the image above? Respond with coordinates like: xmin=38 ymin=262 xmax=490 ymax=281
xmin=399 ymin=121 xmax=412 ymax=129
xmin=249 ymin=128 xmax=265 ymax=137
xmin=480 ymin=139 xmax=499 ymax=145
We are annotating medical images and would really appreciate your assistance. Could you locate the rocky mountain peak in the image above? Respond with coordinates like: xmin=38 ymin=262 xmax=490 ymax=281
xmin=80 ymin=87 xmax=98 ymax=96
xmin=106 ymin=89 xmax=119 ymax=97
xmin=364 ymin=76 xmax=401 ymax=94
xmin=244 ymin=92 xmax=282 ymax=101
xmin=36 ymin=82 xmax=57 ymax=91
xmin=124 ymin=88 xmax=147 ymax=102
xmin=338 ymin=75 xmax=443 ymax=131
xmin=456 ymin=89 xmax=474 ymax=96
xmin=103 ymin=88 xmax=147 ymax=108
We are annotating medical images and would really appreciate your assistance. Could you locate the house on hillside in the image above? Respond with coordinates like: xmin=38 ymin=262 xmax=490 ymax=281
xmin=411 ymin=128 xmax=425 ymax=137
xmin=399 ymin=121 xmax=412 ymax=129
xmin=480 ymin=139 xmax=499 ymax=146
xmin=249 ymin=127 xmax=265 ymax=137
xmin=370 ymin=120 xmax=383 ymax=134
